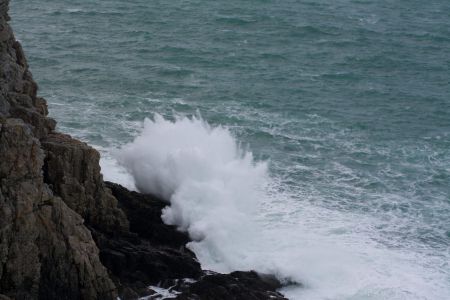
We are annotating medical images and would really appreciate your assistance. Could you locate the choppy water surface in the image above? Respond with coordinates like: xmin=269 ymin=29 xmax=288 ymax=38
xmin=11 ymin=1 xmax=450 ymax=299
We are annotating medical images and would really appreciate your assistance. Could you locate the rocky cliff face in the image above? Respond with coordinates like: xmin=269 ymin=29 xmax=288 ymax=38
xmin=0 ymin=0 xmax=119 ymax=298
xmin=0 ymin=1 xmax=288 ymax=299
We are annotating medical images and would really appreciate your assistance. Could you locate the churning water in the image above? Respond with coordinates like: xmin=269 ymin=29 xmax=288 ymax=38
xmin=11 ymin=0 xmax=450 ymax=299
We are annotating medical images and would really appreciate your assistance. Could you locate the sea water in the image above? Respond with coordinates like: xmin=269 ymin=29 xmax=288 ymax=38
xmin=11 ymin=0 xmax=450 ymax=299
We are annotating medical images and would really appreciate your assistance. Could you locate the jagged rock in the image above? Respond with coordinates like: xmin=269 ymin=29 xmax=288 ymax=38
xmin=0 ymin=118 xmax=117 ymax=300
xmin=104 ymin=183 xmax=288 ymax=300
xmin=98 ymin=182 xmax=203 ymax=298
xmin=0 ymin=0 xmax=54 ymax=138
xmin=0 ymin=118 xmax=43 ymax=299
xmin=106 ymin=182 xmax=190 ymax=248
xmin=37 ymin=196 xmax=117 ymax=300
xmin=0 ymin=1 xmax=290 ymax=299
xmin=42 ymin=133 xmax=129 ymax=234
xmin=0 ymin=1 xmax=118 ymax=298
xmin=175 ymin=271 xmax=288 ymax=300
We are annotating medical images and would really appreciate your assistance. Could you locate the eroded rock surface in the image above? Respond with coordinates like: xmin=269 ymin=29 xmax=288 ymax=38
xmin=0 ymin=1 xmax=117 ymax=298
xmin=98 ymin=182 xmax=203 ymax=299
xmin=0 ymin=114 xmax=117 ymax=300
xmin=105 ymin=183 xmax=288 ymax=300
xmin=175 ymin=271 xmax=287 ymax=300
xmin=0 ymin=0 xmax=289 ymax=299
xmin=42 ymin=132 xmax=129 ymax=234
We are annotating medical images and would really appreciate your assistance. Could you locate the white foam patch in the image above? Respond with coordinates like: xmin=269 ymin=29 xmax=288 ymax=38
xmin=115 ymin=114 xmax=450 ymax=300
xmin=65 ymin=8 xmax=84 ymax=13
xmin=100 ymin=152 xmax=137 ymax=191
xmin=140 ymin=286 xmax=179 ymax=299
xmin=117 ymin=114 xmax=266 ymax=251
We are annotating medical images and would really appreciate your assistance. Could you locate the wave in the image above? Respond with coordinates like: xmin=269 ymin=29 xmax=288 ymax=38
xmin=114 ymin=114 xmax=450 ymax=300
xmin=117 ymin=114 xmax=267 ymax=254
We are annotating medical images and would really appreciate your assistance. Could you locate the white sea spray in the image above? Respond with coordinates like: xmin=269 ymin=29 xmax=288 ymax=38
xmin=116 ymin=114 xmax=450 ymax=300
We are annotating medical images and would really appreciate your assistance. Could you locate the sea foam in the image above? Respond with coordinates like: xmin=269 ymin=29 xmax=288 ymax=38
xmin=115 ymin=114 xmax=450 ymax=300
xmin=117 ymin=114 xmax=267 ymax=268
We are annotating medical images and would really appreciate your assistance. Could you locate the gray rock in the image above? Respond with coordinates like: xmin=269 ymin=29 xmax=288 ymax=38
xmin=0 ymin=118 xmax=117 ymax=300
xmin=0 ymin=1 xmax=119 ymax=298
xmin=0 ymin=1 xmax=291 ymax=299
xmin=42 ymin=132 xmax=129 ymax=234
xmin=0 ymin=0 xmax=54 ymax=139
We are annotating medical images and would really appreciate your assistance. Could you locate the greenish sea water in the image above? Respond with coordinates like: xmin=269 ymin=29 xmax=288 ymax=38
xmin=11 ymin=1 xmax=450 ymax=299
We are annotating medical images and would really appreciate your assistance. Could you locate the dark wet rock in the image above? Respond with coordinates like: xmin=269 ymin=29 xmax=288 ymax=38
xmin=0 ymin=1 xmax=290 ymax=299
xmin=174 ymin=271 xmax=288 ymax=300
xmin=104 ymin=182 xmax=288 ymax=300
xmin=106 ymin=181 xmax=190 ymax=248
xmin=99 ymin=182 xmax=203 ymax=297
xmin=42 ymin=133 xmax=129 ymax=234
xmin=0 ymin=119 xmax=117 ymax=300
xmin=1 ymin=1 xmax=117 ymax=298
xmin=143 ymin=271 xmax=288 ymax=300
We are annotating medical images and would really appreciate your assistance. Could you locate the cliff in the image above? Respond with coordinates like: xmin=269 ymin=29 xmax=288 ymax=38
xmin=0 ymin=1 xmax=287 ymax=299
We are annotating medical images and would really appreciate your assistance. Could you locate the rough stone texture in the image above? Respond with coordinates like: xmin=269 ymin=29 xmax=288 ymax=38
xmin=175 ymin=271 xmax=287 ymax=300
xmin=0 ymin=118 xmax=43 ymax=299
xmin=42 ymin=133 xmax=129 ymax=234
xmin=105 ymin=183 xmax=288 ymax=300
xmin=106 ymin=182 xmax=190 ymax=248
xmin=0 ymin=1 xmax=54 ymax=138
xmin=0 ymin=1 xmax=290 ymax=299
xmin=102 ymin=182 xmax=202 ymax=293
xmin=0 ymin=118 xmax=117 ymax=300
xmin=0 ymin=1 xmax=118 ymax=299
xmin=36 ymin=197 xmax=117 ymax=300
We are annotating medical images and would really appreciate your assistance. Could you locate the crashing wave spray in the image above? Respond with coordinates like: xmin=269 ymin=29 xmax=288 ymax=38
xmin=116 ymin=114 xmax=450 ymax=300
xmin=117 ymin=114 xmax=268 ymax=271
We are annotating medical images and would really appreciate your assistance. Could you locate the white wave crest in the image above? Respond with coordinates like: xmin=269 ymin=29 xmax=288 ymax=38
xmin=117 ymin=114 xmax=267 ymax=268
xmin=115 ymin=114 xmax=450 ymax=300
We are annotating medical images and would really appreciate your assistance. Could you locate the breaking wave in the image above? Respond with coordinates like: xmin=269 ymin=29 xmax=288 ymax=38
xmin=115 ymin=114 xmax=450 ymax=300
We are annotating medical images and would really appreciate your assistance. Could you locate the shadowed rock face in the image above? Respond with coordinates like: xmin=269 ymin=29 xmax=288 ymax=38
xmin=104 ymin=183 xmax=288 ymax=300
xmin=0 ymin=0 xmax=118 ymax=298
xmin=42 ymin=133 xmax=129 ymax=234
xmin=0 ymin=1 xmax=289 ymax=299
xmin=175 ymin=271 xmax=286 ymax=300
xmin=99 ymin=182 xmax=203 ymax=298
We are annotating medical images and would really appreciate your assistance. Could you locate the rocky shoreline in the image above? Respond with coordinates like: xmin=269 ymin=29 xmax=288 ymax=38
xmin=0 ymin=1 xmax=288 ymax=299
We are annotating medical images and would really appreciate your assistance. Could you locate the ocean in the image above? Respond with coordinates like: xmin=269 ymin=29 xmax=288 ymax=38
xmin=11 ymin=0 xmax=450 ymax=299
